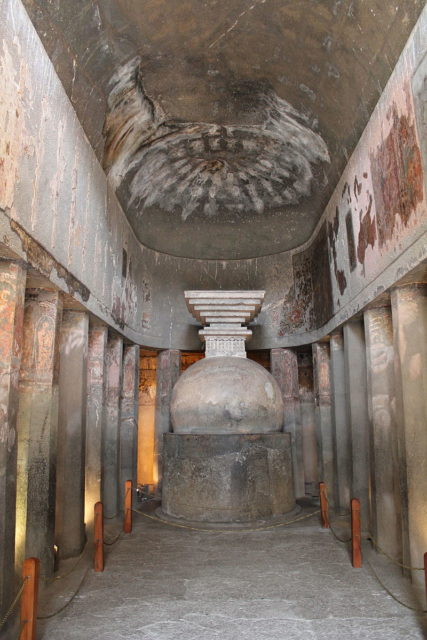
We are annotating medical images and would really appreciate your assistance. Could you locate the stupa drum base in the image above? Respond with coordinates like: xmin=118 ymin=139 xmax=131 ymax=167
xmin=161 ymin=433 xmax=295 ymax=523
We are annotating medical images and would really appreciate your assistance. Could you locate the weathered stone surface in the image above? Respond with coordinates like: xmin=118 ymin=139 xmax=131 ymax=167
xmin=16 ymin=289 xmax=62 ymax=577
xmin=56 ymin=311 xmax=88 ymax=559
xmin=161 ymin=433 xmax=295 ymax=523
xmin=330 ymin=331 xmax=351 ymax=511
xmin=119 ymin=344 xmax=139 ymax=509
xmin=85 ymin=323 xmax=108 ymax=533
xmin=270 ymin=348 xmax=304 ymax=498
xmin=103 ymin=334 xmax=123 ymax=518
xmin=171 ymin=357 xmax=283 ymax=435
xmin=0 ymin=261 xmax=26 ymax=621
xmin=154 ymin=349 xmax=180 ymax=489
xmin=391 ymin=284 xmax=427 ymax=588
xmin=312 ymin=342 xmax=334 ymax=506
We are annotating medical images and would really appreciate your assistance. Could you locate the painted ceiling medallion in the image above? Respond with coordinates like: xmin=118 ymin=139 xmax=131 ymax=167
xmin=104 ymin=57 xmax=330 ymax=223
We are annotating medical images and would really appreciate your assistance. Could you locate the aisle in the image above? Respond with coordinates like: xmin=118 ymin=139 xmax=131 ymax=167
xmin=39 ymin=505 xmax=427 ymax=639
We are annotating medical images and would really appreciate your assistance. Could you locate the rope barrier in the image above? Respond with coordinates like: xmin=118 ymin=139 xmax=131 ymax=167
xmin=138 ymin=496 xmax=158 ymax=504
xmin=164 ymin=500 xmax=258 ymax=511
xmin=53 ymin=546 xmax=87 ymax=581
xmin=103 ymin=532 xmax=123 ymax=546
xmin=320 ymin=482 xmax=426 ymax=611
xmin=37 ymin=567 xmax=90 ymax=620
xmin=104 ymin=486 xmax=134 ymax=521
xmin=0 ymin=578 xmax=28 ymax=632
xmin=132 ymin=507 xmax=320 ymax=533
xmin=323 ymin=492 xmax=352 ymax=543
xmin=328 ymin=524 xmax=352 ymax=544
xmin=367 ymin=536 xmax=425 ymax=571
xmin=366 ymin=555 xmax=427 ymax=614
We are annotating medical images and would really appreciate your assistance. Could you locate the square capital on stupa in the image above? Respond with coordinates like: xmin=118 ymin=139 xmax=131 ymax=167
xmin=184 ymin=290 xmax=265 ymax=357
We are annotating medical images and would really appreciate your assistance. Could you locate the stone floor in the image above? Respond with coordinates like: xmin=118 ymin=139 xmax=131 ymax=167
xmin=38 ymin=502 xmax=427 ymax=639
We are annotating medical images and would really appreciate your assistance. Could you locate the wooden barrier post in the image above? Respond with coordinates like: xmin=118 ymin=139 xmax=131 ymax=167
xmin=351 ymin=498 xmax=362 ymax=568
xmin=94 ymin=502 xmax=104 ymax=572
xmin=124 ymin=480 xmax=132 ymax=534
xmin=319 ymin=482 xmax=329 ymax=528
xmin=19 ymin=557 xmax=39 ymax=640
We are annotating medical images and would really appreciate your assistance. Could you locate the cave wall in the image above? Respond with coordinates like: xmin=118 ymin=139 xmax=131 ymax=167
xmin=0 ymin=0 xmax=425 ymax=351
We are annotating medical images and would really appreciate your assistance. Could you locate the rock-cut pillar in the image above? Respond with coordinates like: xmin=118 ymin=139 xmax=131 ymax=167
xmin=330 ymin=331 xmax=351 ymax=513
xmin=55 ymin=311 xmax=88 ymax=559
xmin=270 ymin=348 xmax=304 ymax=498
xmin=154 ymin=349 xmax=181 ymax=491
xmin=0 ymin=262 xmax=26 ymax=618
xmin=364 ymin=305 xmax=402 ymax=560
xmin=312 ymin=342 xmax=334 ymax=505
xmin=119 ymin=344 xmax=139 ymax=510
xmin=343 ymin=319 xmax=370 ymax=529
xmin=103 ymin=334 xmax=123 ymax=517
xmin=15 ymin=289 xmax=62 ymax=579
xmin=85 ymin=323 xmax=108 ymax=534
xmin=391 ymin=284 xmax=427 ymax=589
xmin=298 ymin=352 xmax=318 ymax=496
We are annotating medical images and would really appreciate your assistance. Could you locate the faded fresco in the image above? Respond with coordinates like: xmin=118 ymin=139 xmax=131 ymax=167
xmin=322 ymin=53 xmax=426 ymax=319
xmin=103 ymin=57 xmax=329 ymax=258
xmin=278 ymin=224 xmax=333 ymax=336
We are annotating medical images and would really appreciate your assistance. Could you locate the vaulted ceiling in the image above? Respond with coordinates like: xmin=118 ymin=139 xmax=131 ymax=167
xmin=23 ymin=0 xmax=424 ymax=259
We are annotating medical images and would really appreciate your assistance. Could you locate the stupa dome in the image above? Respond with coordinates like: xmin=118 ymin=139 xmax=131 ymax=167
xmin=171 ymin=356 xmax=284 ymax=434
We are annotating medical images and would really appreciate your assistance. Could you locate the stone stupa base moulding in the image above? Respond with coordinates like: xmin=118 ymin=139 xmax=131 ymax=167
xmin=159 ymin=290 xmax=296 ymax=525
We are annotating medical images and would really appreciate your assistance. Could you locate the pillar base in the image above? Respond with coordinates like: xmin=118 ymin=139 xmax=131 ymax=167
xmin=161 ymin=433 xmax=295 ymax=523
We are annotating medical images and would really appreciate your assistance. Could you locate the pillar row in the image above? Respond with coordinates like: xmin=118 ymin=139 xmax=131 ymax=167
xmin=55 ymin=311 xmax=89 ymax=559
xmin=16 ymin=289 xmax=62 ymax=578
xmin=0 ymin=261 xmax=26 ymax=617
xmin=270 ymin=348 xmax=304 ymax=498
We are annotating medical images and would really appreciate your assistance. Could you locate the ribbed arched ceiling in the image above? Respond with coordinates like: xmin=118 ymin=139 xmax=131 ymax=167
xmin=23 ymin=0 xmax=424 ymax=259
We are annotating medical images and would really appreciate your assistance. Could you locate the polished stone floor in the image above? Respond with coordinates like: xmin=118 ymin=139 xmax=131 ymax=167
xmin=38 ymin=502 xmax=427 ymax=639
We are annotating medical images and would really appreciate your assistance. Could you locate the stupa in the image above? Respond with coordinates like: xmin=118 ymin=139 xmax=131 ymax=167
xmin=160 ymin=291 xmax=296 ymax=524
